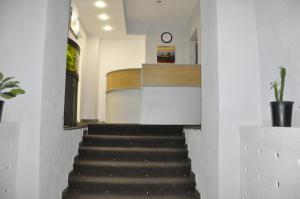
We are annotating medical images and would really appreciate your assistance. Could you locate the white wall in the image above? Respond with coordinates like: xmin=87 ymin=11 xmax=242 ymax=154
xmin=0 ymin=1 xmax=47 ymax=198
xmin=39 ymin=0 xmax=85 ymax=199
xmin=0 ymin=1 xmax=85 ymax=199
xmin=186 ymin=1 xmax=264 ymax=199
xmin=184 ymin=0 xmax=220 ymax=198
xmin=187 ymin=1 xmax=201 ymax=65
xmin=254 ymin=0 xmax=300 ymax=127
xmin=80 ymin=35 xmax=101 ymax=120
xmin=128 ymin=23 xmax=189 ymax=64
xmin=99 ymin=39 xmax=145 ymax=121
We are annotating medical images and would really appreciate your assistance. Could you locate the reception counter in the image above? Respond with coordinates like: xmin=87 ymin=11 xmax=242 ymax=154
xmin=142 ymin=64 xmax=201 ymax=87
xmin=106 ymin=68 xmax=141 ymax=92
xmin=106 ymin=64 xmax=201 ymax=124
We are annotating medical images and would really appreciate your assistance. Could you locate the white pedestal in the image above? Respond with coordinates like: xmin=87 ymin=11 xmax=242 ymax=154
xmin=0 ymin=122 xmax=20 ymax=199
xmin=240 ymin=126 xmax=300 ymax=199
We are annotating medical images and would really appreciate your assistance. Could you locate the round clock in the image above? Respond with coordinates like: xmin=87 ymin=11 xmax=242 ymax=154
xmin=161 ymin=32 xmax=172 ymax=43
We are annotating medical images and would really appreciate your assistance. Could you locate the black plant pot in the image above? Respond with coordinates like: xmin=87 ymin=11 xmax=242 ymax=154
xmin=270 ymin=101 xmax=294 ymax=127
xmin=0 ymin=100 xmax=4 ymax=122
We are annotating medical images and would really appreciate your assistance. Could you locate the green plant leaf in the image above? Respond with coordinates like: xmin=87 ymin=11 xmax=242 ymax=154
xmin=3 ymin=81 xmax=20 ymax=88
xmin=279 ymin=66 xmax=286 ymax=101
xmin=0 ymin=77 xmax=14 ymax=84
xmin=66 ymin=44 xmax=78 ymax=72
xmin=0 ymin=92 xmax=16 ymax=99
xmin=0 ymin=77 xmax=15 ymax=89
xmin=10 ymin=88 xmax=25 ymax=95
xmin=0 ymin=94 xmax=12 ymax=99
xmin=271 ymin=81 xmax=279 ymax=101
xmin=0 ymin=74 xmax=25 ymax=100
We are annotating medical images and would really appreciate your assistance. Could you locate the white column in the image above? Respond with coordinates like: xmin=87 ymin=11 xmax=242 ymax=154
xmin=80 ymin=35 xmax=101 ymax=121
xmin=217 ymin=0 xmax=262 ymax=198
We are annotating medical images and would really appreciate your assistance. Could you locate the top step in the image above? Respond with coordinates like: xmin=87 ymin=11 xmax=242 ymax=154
xmin=88 ymin=124 xmax=184 ymax=136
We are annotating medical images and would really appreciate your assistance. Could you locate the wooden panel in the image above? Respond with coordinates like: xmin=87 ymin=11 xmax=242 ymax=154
xmin=106 ymin=69 xmax=141 ymax=92
xmin=142 ymin=64 xmax=201 ymax=87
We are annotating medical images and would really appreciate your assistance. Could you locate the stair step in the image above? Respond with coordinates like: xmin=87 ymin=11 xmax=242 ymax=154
xmin=88 ymin=124 xmax=183 ymax=136
xmin=73 ymin=160 xmax=191 ymax=177
xmin=82 ymin=135 xmax=186 ymax=148
xmin=68 ymin=175 xmax=196 ymax=194
xmin=63 ymin=125 xmax=200 ymax=199
xmin=78 ymin=146 xmax=188 ymax=162
xmin=63 ymin=192 xmax=200 ymax=199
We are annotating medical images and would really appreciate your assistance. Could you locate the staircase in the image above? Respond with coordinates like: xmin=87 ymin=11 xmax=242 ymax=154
xmin=62 ymin=124 xmax=200 ymax=199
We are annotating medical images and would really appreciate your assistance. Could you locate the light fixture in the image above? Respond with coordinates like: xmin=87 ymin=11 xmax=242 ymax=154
xmin=94 ymin=1 xmax=107 ymax=8
xmin=98 ymin=14 xmax=110 ymax=20
xmin=102 ymin=25 xmax=113 ymax=31
xmin=156 ymin=0 xmax=162 ymax=3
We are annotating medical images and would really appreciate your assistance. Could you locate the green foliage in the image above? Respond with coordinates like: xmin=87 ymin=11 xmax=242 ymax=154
xmin=0 ymin=72 xmax=25 ymax=100
xmin=270 ymin=66 xmax=286 ymax=102
xmin=66 ymin=44 xmax=78 ymax=73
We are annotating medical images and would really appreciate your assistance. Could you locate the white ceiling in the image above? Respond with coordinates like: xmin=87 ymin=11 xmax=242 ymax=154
xmin=74 ymin=0 xmax=198 ymax=39
xmin=124 ymin=0 xmax=199 ymax=25
xmin=74 ymin=0 xmax=143 ymax=39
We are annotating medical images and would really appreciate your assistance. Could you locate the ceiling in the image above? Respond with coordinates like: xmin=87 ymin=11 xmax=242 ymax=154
xmin=74 ymin=0 xmax=143 ymax=39
xmin=74 ymin=0 xmax=198 ymax=39
xmin=124 ymin=0 xmax=199 ymax=25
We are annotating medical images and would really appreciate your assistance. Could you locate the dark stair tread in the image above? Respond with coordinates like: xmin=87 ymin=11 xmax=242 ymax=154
xmin=69 ymin=175 xmax=195 ymax=185
xmin=82 ymin=135 xmax=186 ymax=148
xmin=83 ymin=135 xmax=185 ymax=140
xmin=87 ymin=124 xmax=184 ymax=136
xmin=63 ymin=192 xmax=199 ymax=199
xmin=75 ymin=160 xmax=190 ymax=168
xmin=73 ymin=160 xmax=191 ymax=177
xmin=78 ymin=145 xmax=188 ymax=162
xmin=79 ymin=146 xmax=187 ymax=153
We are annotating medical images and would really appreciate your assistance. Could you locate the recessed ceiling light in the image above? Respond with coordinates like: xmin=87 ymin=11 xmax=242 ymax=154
xmin=94 ymin=1 xmax=107 ymax=8
xmin=98 ymin=14 xmax=110 ymax=20
xmin=102 ymin=25 xmax=113 ymax=31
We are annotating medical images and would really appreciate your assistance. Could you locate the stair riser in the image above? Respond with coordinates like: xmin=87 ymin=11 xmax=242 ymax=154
xmin=62 ymin=192 xmax=200 ymax=199
xmin=69 ymin=182 xmax=195 ymax=195
xmin=73 ymin=165 xmax=191 ymax=177
xmin=78 ymin=150 xmax=188 ymax=162
xmin=82 ymin=138 xmax=186 ymax=148
xmin=88 ymin=125 xmax=183 ymax=135
xmin=88 ymin=131 xmax=183 ymax=136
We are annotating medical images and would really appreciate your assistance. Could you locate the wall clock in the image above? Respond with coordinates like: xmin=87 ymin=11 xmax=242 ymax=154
xmin=161 ymin=32 xmax=173 ymax=43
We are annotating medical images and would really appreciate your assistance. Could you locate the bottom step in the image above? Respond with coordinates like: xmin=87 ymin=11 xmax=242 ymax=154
xmin=63 ymin=192 xmax=200 ymax=199
xmin=68 ymin=175 xmax=195 ymax=195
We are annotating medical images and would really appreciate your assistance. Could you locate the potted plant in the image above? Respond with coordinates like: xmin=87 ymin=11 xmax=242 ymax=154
xmin=270 ymin=66 xmax=294 ymax=127
xmin=0 ymin=72 xmax=25 ymax=122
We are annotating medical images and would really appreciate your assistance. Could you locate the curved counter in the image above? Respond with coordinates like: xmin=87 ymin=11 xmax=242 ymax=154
xmin=106 ymin=68 xmax=141 ymax=92
xmin=106 ymin=64 xmax=201 ymax=124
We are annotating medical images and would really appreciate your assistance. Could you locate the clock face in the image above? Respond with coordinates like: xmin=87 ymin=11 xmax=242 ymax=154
xmin=161 ymin=32 xmax=172 ymax=43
